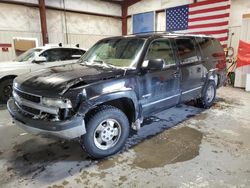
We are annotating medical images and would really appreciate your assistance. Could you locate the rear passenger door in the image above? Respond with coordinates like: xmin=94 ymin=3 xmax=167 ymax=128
xmin=175 ymin=38 xmax=204 ymax=102
xmin=139 ymin=38 xmax=181 ymax=116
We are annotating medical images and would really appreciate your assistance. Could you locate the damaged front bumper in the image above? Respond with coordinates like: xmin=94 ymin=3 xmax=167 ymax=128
xmin=7 ymin=99 xmax=86 ymax=140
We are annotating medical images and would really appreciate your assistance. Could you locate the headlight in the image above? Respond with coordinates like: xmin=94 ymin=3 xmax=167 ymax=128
xmin=41 ymin=97 xmax=72 ymax=108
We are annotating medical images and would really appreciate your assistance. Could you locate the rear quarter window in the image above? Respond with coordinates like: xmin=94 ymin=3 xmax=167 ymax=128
xmin=196 ymin=37 xmax=224 ymax=61
xmin=175 ymin=38 xmax=199 ymax=64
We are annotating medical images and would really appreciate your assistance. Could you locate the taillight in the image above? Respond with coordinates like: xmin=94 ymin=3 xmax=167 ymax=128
xmin=213 ymin=52 xmax=227 ymax=70
xmin=216 ymin=58 xmax=227 ymax=70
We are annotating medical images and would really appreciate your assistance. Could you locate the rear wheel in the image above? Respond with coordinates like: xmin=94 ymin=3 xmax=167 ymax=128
xmin=197 ymin=81 xmax=216 ymax=109
xmin=82 ymin=105 xmax=129 ymax=159
xmin=0 ymin=79 xmax=14 ymax=103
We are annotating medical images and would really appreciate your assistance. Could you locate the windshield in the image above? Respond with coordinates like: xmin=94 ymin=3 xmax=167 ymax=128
xmin=15 ymin=48 xmax=42 ymax=62
xmin=79 ymin=38 xmax=145 ymax=68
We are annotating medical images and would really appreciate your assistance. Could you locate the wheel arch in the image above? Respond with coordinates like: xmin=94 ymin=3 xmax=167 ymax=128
xmin=0 ymin=75 xmax=17 ymax=83
xmin=79 ymin=90 xmax=140 ymax=126
xmin=204 ymin=69 xmax=218 ymax=89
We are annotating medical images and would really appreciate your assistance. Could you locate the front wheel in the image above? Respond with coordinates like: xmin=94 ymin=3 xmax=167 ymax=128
xmin=82 ymin=105 xmax=130 ymax=159
xmin=0 ymin=79 xmax=14 ymax=103
xmin=197 ymin=81 xmax=216 ymax=109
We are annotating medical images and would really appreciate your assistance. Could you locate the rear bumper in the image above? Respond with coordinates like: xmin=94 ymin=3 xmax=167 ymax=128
xmin=7 ymin=98 xmax=86 ymax=140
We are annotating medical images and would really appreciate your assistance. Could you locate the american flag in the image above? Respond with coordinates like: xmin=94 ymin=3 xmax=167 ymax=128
xmin=166 ymin=0 xmax=230 ymax=48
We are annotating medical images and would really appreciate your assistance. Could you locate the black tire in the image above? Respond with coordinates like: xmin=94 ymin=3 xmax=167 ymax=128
xmin=0 ymin=79 xmax=14 ymax=103
xmin=197 ymin=80 xmax=216 ymax=109
xmin=82 ymin=105 xmax=130 ymax=159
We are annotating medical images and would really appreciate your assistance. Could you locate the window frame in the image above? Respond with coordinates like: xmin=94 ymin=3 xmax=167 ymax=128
xmin=174 ymin=37 xmax=200 ymax=65
xmin=39 ymin=48 xmax=73 ymax=62
xmin=195 ymin=37 xmax=216 ymax=62
xmin=143 ymin=38 xmax=177 ymax=69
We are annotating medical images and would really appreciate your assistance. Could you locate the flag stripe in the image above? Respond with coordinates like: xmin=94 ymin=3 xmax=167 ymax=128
xmin=217 ymin=36 xmax=228 ymax=42
xmin=187 ymin=25 xmax=228 ymax=33
xmin=166 ymin=0 xmax=230 ymax=47
xmin=189 ymin=10 xmax=230 ymax=19
xmin=188 ymin=18 xmax=229 ymax=26
xmin=188 ymin=21 xmax=229 ymax=29
xmin=175 ymin=30 xmax=228 ymax=38
xmin=189 ymin=5 xmax=230 ymax=15
xmin=189 ymin=13 xmax=230 ymax=22
xmin=189 ymin=0 xmax=228 ymax=8
xmin=186 ymin=32 xmax=228 ymax=39
xmin=192 ymin=29 xmax=228 ymax=35
xmin=189 ymin=1 xmax=229 ymax=11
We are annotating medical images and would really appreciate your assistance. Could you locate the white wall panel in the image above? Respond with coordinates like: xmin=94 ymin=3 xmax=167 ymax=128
xmin=6 ymin=0 xmax=121 ymax=16
xmin=0 ymin=30 xmax=42 ymax=62
xmin=128 ymin=0 xmax=193 ymax=15
xmin=127 ymin=17 xmax=132 ymax=34
xmin=67 ymin=34 xmax=112 ymax=50
xmin=229 ymin=0 xmax=250 ymax=28
xmin=0 ymin=1 xmax=122 ymax=61
xmin=65 ymin=12 xmax=121 ymax=35
xmin=0 ymin=4 xmax=40 ymax=32
xmin=46 ymin=0 xmax=121 ymax=17
xmin=156 ymin=12 xmax=166 ymax=32
xmin=46 ymin=10 xmax=65 ymax=33
xmin=46 ymin=10 xmax=122 ymax=49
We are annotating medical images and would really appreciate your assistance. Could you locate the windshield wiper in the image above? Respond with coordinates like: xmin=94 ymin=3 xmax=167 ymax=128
xmin=80 ymin=60 xmax=116 ymax=69
xmin=93 ymin=60 xmax=116 ymax=69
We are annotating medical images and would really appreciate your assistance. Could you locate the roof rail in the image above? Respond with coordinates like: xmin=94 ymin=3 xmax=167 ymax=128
xmin=130 ymin=30 xmax=212 ymax=37
xmin=130 ymin=31 xmax=174 ymax=35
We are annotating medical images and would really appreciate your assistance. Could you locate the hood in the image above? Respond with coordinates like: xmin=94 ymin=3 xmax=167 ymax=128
xmin=0 ymin=61 xmax=31 ymax=71
xmin=14 ymin=63 xmax=125 ymax=97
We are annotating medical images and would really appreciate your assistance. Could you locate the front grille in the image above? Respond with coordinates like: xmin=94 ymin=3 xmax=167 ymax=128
xmin=14 ymin=88 xmax=41 ymax=103
xmin=19 ymin=104 xmax=41 ymax=115
xmin=13 ymin=87 xmax=59 ymax=117
xmin=13 ymin=88 xmax=42 ymax=116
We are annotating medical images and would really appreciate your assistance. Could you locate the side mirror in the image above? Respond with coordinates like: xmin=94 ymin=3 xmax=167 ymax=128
xmin=143 ymin=59 xmax=164 ymax=71
xmin=33 ymin=56 xmax=46 ymax=63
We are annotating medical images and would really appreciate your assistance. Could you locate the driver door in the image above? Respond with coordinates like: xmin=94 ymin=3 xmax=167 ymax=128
xmin=139 ymin=39 xmax=181 ymax=116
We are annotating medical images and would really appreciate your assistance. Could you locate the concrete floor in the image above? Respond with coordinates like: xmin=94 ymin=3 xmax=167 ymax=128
xmin=0 ymin=87 xmax=250 ymax=188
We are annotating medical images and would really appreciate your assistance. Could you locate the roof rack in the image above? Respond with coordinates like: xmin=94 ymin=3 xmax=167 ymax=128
xmin=130 ymin=31 xmax=174 ymax=35
xmin=130 ymin=30 xmax=212 ymax=37
xmin=44 ymin=43 xmax=82 ymax=48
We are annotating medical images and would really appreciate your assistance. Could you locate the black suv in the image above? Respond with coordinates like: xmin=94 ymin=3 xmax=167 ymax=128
xmin=7 ymin=33 xmax=226 ymax=158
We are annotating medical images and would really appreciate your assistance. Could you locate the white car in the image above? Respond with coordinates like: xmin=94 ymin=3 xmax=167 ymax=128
xmin=0 ymin=46 xmax=86 ymax=103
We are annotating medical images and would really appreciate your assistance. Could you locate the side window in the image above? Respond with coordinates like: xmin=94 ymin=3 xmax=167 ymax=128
xmin=71 ymin=49 xmax=85 ymax=60
xmin=40 ymin=49 xmax=72 ymax=62
xmin=196 ymin=37 xmax=215 ymax=60
xmin=175 ymin=38 xmax=198 ymax=64
xmin=146 ymin=39 xmax=175 ymax=66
